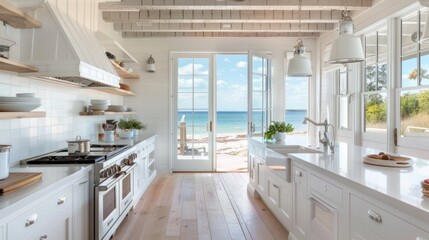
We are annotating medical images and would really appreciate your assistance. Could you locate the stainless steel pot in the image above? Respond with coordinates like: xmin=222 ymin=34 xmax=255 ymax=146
xmin=67 ymin=136 xmax=90 ymax=154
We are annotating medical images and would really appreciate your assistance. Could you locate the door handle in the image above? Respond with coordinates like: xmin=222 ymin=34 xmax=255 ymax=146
xmin=210 ymin=121 xmax=213 ymax=132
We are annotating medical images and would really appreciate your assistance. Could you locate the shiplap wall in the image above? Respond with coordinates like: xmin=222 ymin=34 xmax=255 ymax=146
xmin=0 ymin=0 xmax=122 ymax=166
xmin=115 ymin=37 xmax=316 ymax=172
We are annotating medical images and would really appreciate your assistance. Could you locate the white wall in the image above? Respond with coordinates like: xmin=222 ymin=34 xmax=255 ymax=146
xmin=117 ymin=37 xmax=317 ymax=172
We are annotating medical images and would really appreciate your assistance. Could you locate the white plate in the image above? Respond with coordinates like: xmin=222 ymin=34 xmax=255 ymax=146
xmin=89 ymin=105 xmax=108 ymax=111
xmin=0 ymin=103 xmax=41 ymax=112
xmin=16 ymin=93 xmax=35 ymax=98
xmin=91 ymin=99 xmax=111 ymax=105
xmin=0 ymin=97 xmax=41 ymax=102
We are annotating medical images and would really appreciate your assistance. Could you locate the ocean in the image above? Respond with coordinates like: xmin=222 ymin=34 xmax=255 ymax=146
xmin=177 ymin=110 xmax=308 ymax=135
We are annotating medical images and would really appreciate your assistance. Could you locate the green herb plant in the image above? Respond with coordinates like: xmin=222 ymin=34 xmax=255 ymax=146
xmin=129 ymin=118 xmax=147 ymax=131
xmin=118 ymin=119 xmax=134 ymax=131
xmin=264 ymin=121 xmax=294 ymax=140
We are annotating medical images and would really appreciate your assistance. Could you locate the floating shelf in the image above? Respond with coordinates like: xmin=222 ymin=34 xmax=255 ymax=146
xmin=79 ymin=111 xmax=136 ymax=116
xmin=86 ymin=87 xmax=136 ymax=96
xmin=110 ymin=60 xmax=139 ymax=79
xmin=0 ymin=57 xmax=38 ymax=73
xmin=96 ymin=32 xmax=139 ymax=63
xmin=0 ymin=111 xmax=46 ymax=119
xmin=0 ymin=0 xmax=41 ymax=28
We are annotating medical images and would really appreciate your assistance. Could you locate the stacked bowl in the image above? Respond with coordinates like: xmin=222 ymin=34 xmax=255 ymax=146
xmin=89 ymin=99 xmax=110 ymax=112
xmin=0 ymin=93 xmax=41 ymax=112
xmin=106 ymin=105 xmax=127 ymax=112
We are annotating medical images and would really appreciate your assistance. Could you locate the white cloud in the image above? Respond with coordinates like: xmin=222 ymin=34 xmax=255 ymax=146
xmin=217 ymin=80 xmax=228 ymax=87
xmin=236 ymin=61 xmax=247 ymax=68
xmin=224 ymin=57 xmax=230 ymax=62
xmin=178 ymin=63 xmax=208 ymax=75
xmin=178 ymin=77 xmax=208 ymax=90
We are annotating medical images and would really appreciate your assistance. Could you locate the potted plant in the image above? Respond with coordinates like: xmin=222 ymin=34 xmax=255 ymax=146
xmin=128 ymin=118 xmax=147 ymax=136
xmin=264 ymin=121 xmax=294 ymax=142
xmin=118 ymin=119 xmax=134 ymax=139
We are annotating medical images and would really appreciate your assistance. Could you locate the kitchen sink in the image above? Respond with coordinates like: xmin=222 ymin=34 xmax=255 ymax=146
xmin=266 ymin=146 xmax=322 ymax=183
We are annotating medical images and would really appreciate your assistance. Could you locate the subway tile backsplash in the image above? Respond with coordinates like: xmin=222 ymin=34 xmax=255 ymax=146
xmin=0 ymin=72 xmax=123 ymax=166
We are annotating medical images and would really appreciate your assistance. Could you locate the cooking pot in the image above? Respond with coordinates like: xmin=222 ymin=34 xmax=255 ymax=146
xmin=67 ymin=136 xmax=90 ymax=154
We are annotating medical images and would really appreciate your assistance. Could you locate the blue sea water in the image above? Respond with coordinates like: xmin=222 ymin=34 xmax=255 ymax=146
xmin=178 ymin=110 xmax=307 ymax=135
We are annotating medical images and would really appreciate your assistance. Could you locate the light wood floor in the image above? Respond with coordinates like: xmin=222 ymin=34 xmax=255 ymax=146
xmin=113 ymin=173 xmax=288 ymax=240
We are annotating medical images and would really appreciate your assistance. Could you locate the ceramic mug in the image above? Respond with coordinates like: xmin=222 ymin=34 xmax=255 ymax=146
xmin=0 ymin=145 xmax=12 ymax=180
xmin=104 ymin=130 xmax=114 ymax=142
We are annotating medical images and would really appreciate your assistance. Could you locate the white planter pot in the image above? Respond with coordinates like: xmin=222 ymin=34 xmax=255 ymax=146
xmin=133 ymin=129 xmax=139 ymax=136
xmin=274 ymin=132 xmax=287 ymax=142
xmin=119 ymin=130 xmax=134 ymax=139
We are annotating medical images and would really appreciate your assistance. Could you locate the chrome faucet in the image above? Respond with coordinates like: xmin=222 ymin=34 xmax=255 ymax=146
xmin=303 ymin=117 xmax=335 ymax=152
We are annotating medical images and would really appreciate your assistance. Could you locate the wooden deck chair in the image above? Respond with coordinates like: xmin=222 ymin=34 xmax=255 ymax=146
xmin=179 ymin=115 xmax=186 ymax=155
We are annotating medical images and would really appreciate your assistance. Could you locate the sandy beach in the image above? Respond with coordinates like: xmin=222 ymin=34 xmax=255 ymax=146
xmin=179 ymin=132 xmax=307 ymax=172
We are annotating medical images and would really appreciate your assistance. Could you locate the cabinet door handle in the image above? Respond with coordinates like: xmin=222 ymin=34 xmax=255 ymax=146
xmin=40 ymin=235 xmax=48 ymax=240
xmin=309 ymin=197 xmax=333 ymax=214
xmin=295 ymin=170 xmax=302 ymax=177
xmin=273 ymin=184 xmax=279 ymax=189
xmin=57 ymin=196 xmax=66 ymax=205
xmin=25 ymin=214 xmax=38 ymax=227
xmin=368 ymin=209 xmax=382 ymax=223
xmin=79 ymin=180 xmax=89 ymax=185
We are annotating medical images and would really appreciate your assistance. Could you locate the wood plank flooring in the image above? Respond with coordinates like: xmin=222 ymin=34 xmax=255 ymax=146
xmin=113 ymin=173 xmax=288 ymax=240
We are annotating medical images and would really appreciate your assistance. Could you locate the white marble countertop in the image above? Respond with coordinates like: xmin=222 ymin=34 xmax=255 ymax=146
xmin=251 ymin=137 xmax=429 ymax=221
xmin=0 ymin=165 xmax=92 ymax=218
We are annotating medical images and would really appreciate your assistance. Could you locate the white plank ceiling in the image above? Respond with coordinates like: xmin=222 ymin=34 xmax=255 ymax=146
xmin=99 ymin=0 xmax=372 ymax=38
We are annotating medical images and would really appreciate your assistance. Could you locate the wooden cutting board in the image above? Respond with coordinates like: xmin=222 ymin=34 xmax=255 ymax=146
xmin=0 ymin=172 xmax=42 ymax=195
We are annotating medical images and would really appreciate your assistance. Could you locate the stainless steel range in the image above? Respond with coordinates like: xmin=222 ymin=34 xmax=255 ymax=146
xmin=23 ymin=144 xmax=138 ymax=240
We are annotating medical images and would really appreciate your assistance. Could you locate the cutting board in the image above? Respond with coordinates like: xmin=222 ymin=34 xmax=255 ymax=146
xmin=0 ymin=172 xmax=42 ymax=195
xmin=363 ymin=155 xmax=412 ymax=168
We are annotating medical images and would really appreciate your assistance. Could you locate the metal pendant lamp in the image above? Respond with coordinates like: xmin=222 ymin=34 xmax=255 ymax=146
xmin=287 ymin=0 xmax=312 ymax=77
xmin=328 ymin=10 xmax=364 ymax=64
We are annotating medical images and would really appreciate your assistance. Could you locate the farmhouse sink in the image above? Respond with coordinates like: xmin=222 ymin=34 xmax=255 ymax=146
xmin=266 ymin=146 xmax=322 ymax=183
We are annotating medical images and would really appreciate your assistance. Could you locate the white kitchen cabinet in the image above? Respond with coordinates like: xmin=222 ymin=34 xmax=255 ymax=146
xmin=266 ymin=172 xmax=293 ymax=229
xmin=249 ymin=154 xmax=257 ymax=187
xmin=73 ymin=175 xmax=90 ymax=240
xmin=31 ymin=205 xmax=72 ymax=240
xmin=7 ymin=186 xmax=73 ymax=240
xmin=0 ymin=225 xmax=3 ymax=240
xmin=350 ymin=194 xmax=429 ymax=240
xmin=350 ymin=218 xmax=387 ymax=240
xmin=255 ymin=156 xmax=267 ymax=195
xmin=292 ymin=165 xmax=307 ymax=240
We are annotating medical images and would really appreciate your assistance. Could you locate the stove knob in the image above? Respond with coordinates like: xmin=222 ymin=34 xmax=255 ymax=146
xmin=100 ymin=171 xmax=105 ymax=178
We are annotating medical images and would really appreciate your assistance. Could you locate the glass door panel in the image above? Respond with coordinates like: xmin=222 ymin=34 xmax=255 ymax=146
xmin=174 ymin=54 xmax=212 ymax=171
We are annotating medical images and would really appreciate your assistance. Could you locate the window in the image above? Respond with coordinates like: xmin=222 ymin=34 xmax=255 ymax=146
xmin=285 ymin=52 xmax=310 ymax=134
xmin=398 ymin=10 xmax=429 ymax=141
xmin=363 ymin=26 xmax=388 ymax=133
xmin=337 ymin=67 xmax=351 ymax=130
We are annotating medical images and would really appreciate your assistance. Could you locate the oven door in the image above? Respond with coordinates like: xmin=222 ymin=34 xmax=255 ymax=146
xmin=95 ymin=177 xmax=121 ymax=240
xmin=119 ymin=163 xmax=136 ymax=214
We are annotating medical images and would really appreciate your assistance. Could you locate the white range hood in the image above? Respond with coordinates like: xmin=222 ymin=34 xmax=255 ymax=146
xmin=19 ymin=2 xmax=120 ymax=87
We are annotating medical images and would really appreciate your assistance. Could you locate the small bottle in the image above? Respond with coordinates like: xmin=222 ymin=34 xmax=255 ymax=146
xmin=97 ymin=124 xmax=104 ymax=141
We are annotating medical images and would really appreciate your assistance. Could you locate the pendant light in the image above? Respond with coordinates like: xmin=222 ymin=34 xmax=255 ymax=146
xmin=287 ymin=0 xmax=312 ymax=77
xmin=328 ymin=10 xmax=364 ymax=64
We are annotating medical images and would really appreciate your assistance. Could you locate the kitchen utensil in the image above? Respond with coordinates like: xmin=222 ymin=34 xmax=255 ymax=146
xmin=67 ymin=136 xmax=90 ymax=155
xmin=0 ymin=172 xmax=42 ymax=194
xmin=104 ymin=130 xmax=114 ymax=142
xmin=0 ymin=145 xmax=11 ymax=180
xmin=16 ymin=93 xmax=35 ymax=98
xmin=363 ymin=155 xmax=412 ymax=168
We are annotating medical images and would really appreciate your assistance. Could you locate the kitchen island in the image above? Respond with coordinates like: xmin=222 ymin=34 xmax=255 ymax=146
xmin=249 ymin=137 xmax=429 ymax=240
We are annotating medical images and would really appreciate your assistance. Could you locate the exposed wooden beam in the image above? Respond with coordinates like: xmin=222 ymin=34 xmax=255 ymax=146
xmin=99 ymin=0 xmax=371 ymax=11
xmin=122 ymin=31 xmax=320 ymax=38
xmin=113 ymin=22 xmax=334 ymax=32
xmin=102 ymin=10 xmax=342 ymax=24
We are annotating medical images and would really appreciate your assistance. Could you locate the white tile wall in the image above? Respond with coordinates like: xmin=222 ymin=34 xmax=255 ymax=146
xmin=0 ymin=72 xmax=123 ymax=166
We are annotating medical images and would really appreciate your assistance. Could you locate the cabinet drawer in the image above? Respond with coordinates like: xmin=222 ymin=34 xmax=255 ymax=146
xmin=268 ymin=177 xmax=280 ymax=207
xmin=309 ymin=174 xmax=342 ymax=207
xmin=350 ymin=194 xmax=429 ymax=240
xmin=7 ymin=186 xmax=73 ymax=240
xmin=350 ymin=218 xmax=387 ymax=240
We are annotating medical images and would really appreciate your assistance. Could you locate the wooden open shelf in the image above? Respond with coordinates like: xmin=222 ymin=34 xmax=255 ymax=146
xmin=0 ymin=111 xmax=46 ymax=119
xmin=80 ymin=111 xmax=136 ymax=116
xmin=0 ymin=0 xmax=41 ymax=28
xmin=0 ymin=57 xmax=38 ymax=73
xmin=110 ymin=60 xmax=139 ymax=79
xmin=86 ymin=87 xmax=136 ymax=96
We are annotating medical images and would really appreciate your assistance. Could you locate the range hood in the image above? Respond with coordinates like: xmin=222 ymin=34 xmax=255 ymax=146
xmin=19 ymin=2 xmax=120 ymax=87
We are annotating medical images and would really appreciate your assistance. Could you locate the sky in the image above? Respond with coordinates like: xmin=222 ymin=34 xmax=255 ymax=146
xmin=177 ymin=54 xmax=307 ymax=111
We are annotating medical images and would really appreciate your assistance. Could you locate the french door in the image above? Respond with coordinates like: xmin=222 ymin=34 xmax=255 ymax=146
xmin=248 ymin=52 xmax=272 ymax=138
xmin=172 ymin=53 xmax=214 ymax=171
xmin=171 ymin=52 xmax=271 ymax=172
